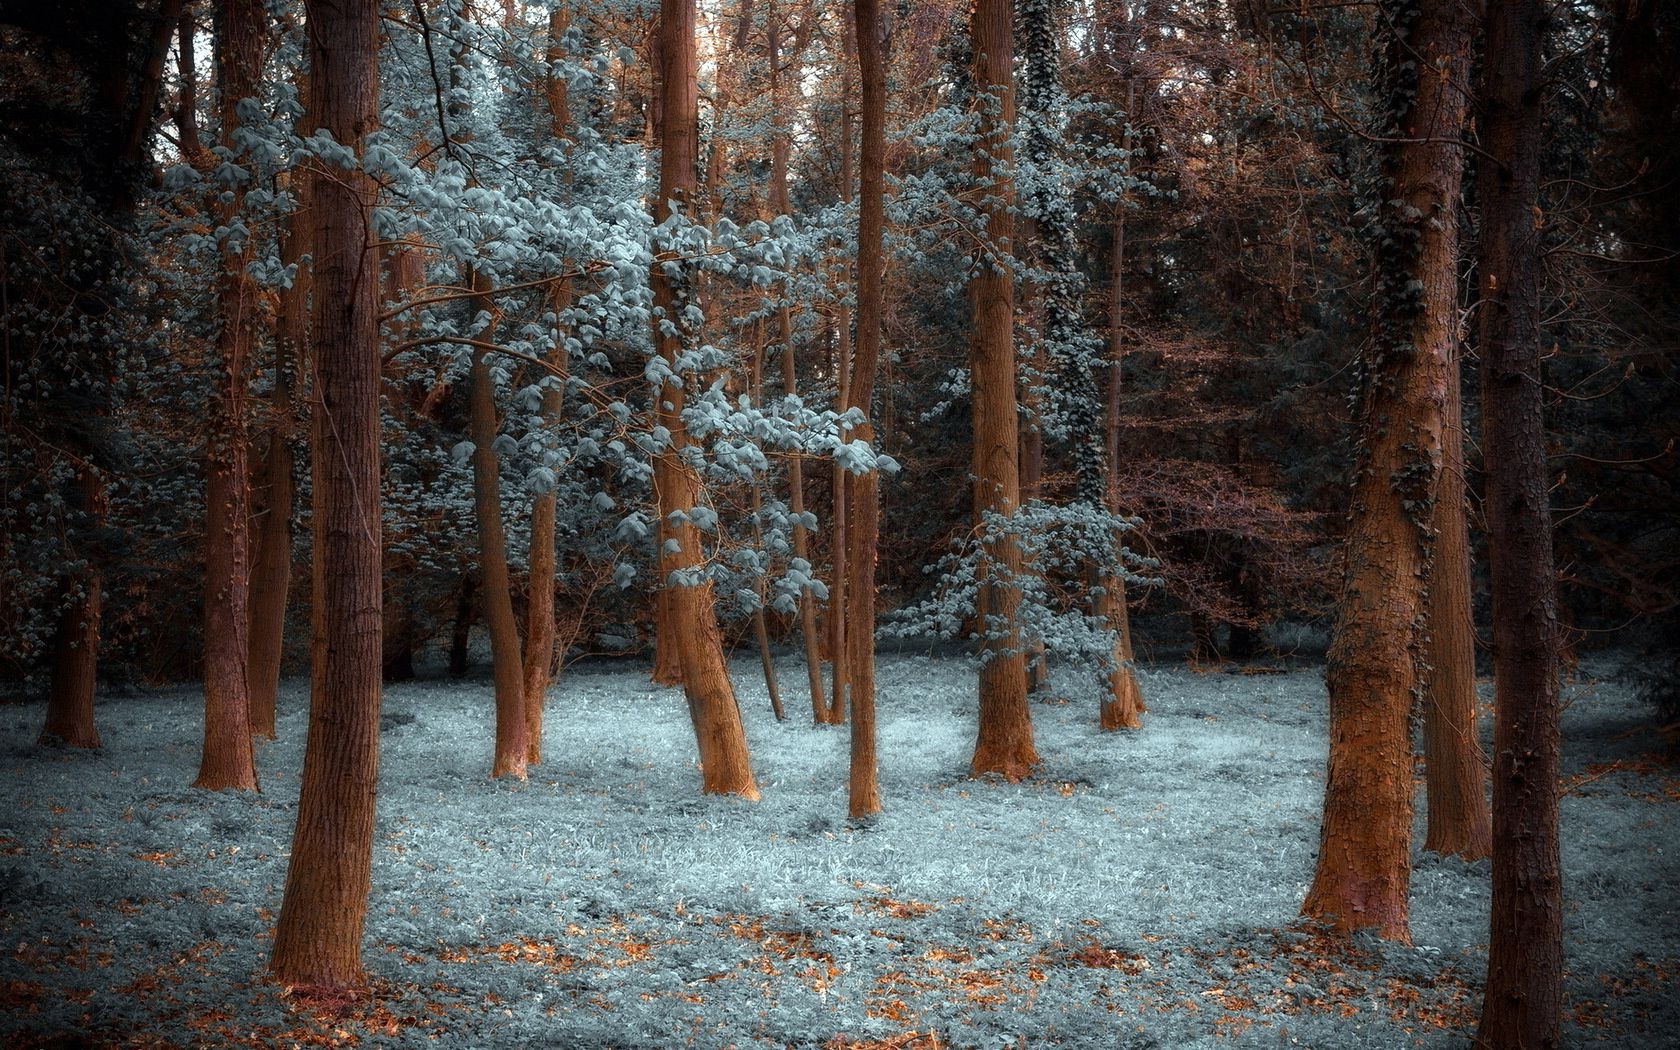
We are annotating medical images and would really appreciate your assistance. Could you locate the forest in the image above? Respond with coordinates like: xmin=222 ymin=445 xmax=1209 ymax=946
xmin=0 ymin=0 xmax=1675 ymax=1046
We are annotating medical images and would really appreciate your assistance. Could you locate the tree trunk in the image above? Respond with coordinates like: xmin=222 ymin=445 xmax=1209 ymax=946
xmin=270 ymin=0 xmax=383 ymax=994
xmin=1475 ymin=0 xmax=1563 ymax=1042
xmin=468 ymin=272 xmax=530 ymax=780
xmin=826 ymin=11 xmax=857 ymax=725
xmin=764 ymin=11 xmax=828 ymax=724
xmin=195 ymin=0 xmax=265 ymax=793
xmin=749 ymin=319 xmax=786 ymax=720
xmin=1099 ymin=192 xmax=1145 ymax=730
xmin=841 ymin=0 xmax=888 ymax=819
xmin=247 ymin=185 xmax=303 ymax=740
xmin=450 ymin=574 xmax=475 ymax=676
xmin=653 ymin=0 xmax=759 ymax=799
xmin=966 ymin=0 xmax=1036 ymax=782
xmin=1302 ymin=0 xmax=1473 ymax=942
xmin=40 ymin=467 xmax=106 ymax=750
xmin=522 ymin=5 xmax=576 ymax=766
xmin=1018 ymin=344 xmax=1049 ymax=694
xmin=1424 ymin=344 xmax=1492 ymax=858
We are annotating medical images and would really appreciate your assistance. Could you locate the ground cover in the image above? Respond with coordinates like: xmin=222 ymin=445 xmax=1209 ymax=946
xmin=1 ymin=654 xmax=1674 ymax=1047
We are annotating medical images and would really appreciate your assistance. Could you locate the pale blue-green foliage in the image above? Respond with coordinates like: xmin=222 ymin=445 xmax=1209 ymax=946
xmin=887 ymin=501 xmax=1158 ymax=694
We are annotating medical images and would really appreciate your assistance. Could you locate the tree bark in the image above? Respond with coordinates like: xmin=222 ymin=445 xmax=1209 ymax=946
xmin=653 ymin=0 xmax=759 ymax=799
xmin=247 ymin=176 xmax=305 ymax=740
xmin=467 ymin=271 xmax=530 ymax=780
xmin=40 ymin=467 xmax=106 ymax=750
xmin=842 ymin=0 xmax=888 ymax=818
xmin=1424 ymin=342 xmax=1492 ymax=858
xmin=1475 ymin=0 xmax=1563 ymax=1042
xmin=195 ymin=0 xmax=265 ymax=793
xmin=270 ymin=0 xmax=383 ymax=993
xmin=966 ymin=0 xmax=1036 ymax=781
xmin=1303 ymin=0 xmax=1473 ymax=941
xmin=1101 ymin=212 xmax=1145 ymax=729
xmin=522 ymin=5 xmax=577 ymax=766
xmin=826 ymin=9 xmax=857 ymax=725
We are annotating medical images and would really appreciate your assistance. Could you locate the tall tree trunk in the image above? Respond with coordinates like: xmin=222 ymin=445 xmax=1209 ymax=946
xmin=1101 ymin=212 xmax=1145 ymax=729
xmin=40 ymin=467 xmax=106 ymax=749
xmin=247 ymin=177 xmax=305 ymax=740
xmin=522 ymin=5 xmax=577 ymax=765
xmin=271 ymin=0 xmax=383 ymax=994
xmin=653 ymin=0 xmax=759 ymax=799
xmin=764 ymin=7 xmax=829 ymax=724
xmin=748 ymin=320 xmax=786 ymax=720
xmin=966 ymin=0 xmax=1036 ymax=781
xmin=1303 ymin=0 xmax=1473 ymax=941
xmin=467 ymin=272 xmax=529 ymax=780
xmin=196 ymin=0 xmax=265 ymax=793
xmin=843 ymin=0 xmax=887 ymax=818
xmin=826 ymin=9 xmax=857 ymax=725
xmin=1424 ymin=345 xmax=1492 ymax=858
xmin=1475 ymin=0 xmax=1563 ymax=1042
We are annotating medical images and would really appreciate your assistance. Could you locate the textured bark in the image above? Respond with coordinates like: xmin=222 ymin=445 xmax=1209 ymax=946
xmin=653 ymin=0 xmax=758 ymax=799
xmin=826 ymin=11 xmax=856 ymax=725
xmin=468 ymin=272 xmax=529 ymax=780
xmin=247 ymin=184 xmax=304 ymax=740
xmin=1424 ymin=343 xmax=1492 ymax=858
xmin=966 ymin=0 xmax=1036 ymax=781
xmin=1475 ymin=0 xmax=1563 ymax=1042
xmin=40 ymin=468 xmax=106 ymax=750
xmin=1100 ymin=213 xmax=1145 ymax=728
xmin=195 ymin=0 xmax=265 ymax=793
xmin=270 ymin=0 xmax=383 ymax=993
xmin=748 ymin=320 xmax=786 ymax=720
xmin=522 ymin=5 xmax=576 ymax=766
xmin=842 ymin=0 xmax=886 ymax=818
xmin=764 ymin=13 xmax=828 ymax=724
xmin=1303 ymin=0 xmax=1473 ymax=941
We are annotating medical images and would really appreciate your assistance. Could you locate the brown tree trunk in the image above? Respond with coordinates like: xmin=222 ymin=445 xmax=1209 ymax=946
xmin=247 ymin=183 xmax=304 ymax=740
xmin=1475 ymin=0 xmax=1563 ymax=1042
xmin=40 ymin=467 xmax=106 ymax=750
xmin=450 ymin=574 xmax=475 ymax=676
xmin=749 ymin=319 xmax=786 ymax=720
xmin=196 ymin=0 xmax=265 ymax=793
xmin=764 ymin=10 xmax=829 ymax=724
xmin=842 ymin=0 xmax=887 ymax=818
xmin=1302 ymin=0 xmax=1474 ymax=942
xmin=826 ymin=10 xmax=857 ymax=725
xmin=1018 ymin=341 xmax=1049 ymax=694
xmin=467 ymin=272 xmax=530 ymax=780
xmin=1424 ymin=345 xmax=1492 ymax=858
xmin=522 ymin=5 xmax=576 ymax=765
xmin=1100 ymin=203 xmax=1146 ymax=730
xmin=653 ymin=0 xmax=759 ymax=799
xmin=271 ymin=0 xmax=383 ymax=994
xmin=966 ymin=0 xmax=1036 ymax=781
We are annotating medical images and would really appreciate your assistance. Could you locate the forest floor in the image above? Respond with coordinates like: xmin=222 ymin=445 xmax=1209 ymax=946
xmin=1 ymin=651 xmax=1675 ymax=1048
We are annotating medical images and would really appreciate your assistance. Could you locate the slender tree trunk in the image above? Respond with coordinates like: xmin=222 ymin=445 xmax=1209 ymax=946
xmin=450 ymin=574 xmax=475 ymax=677
xmin=1302 ymin=0 xmax=1473 ymax=941
xmin=1475 ymin=0 xmax=1563 ymax=1042
xmin=764 ymin=11 xmax=828 ymax=723
xmin=247 ymin=183 xmax=305 ymax=740
xmin=271 ymin=0 xmax=383 ymax=993
xmin=749 ymin=319 xmax=786 ymax=719
xmin=1018 ymin=340 xmax=1049 ymax=693
xmin=1424 ymin=344 xmax=1492 ymax=858
xmin=653 ymin=0 xmax=758 ymax=799
xmin=40 ymin=467 xmax=106 ymax=749
xmin=966 ymin=0 xmax=1036 ymax=781
xmin=196 ymin=0 xmax=265 ymax=793
xmin=1100 ymin=210 xmax=1144 ymax=729
xmin=468 ymin=272 xmax=530 ymax=780
xmin=522 ymin=5 xmax=577 ymax=765
xmin=826 ymin=12 xmax=857 ymax=725
xmin=842 ymin=0 xmax=887 ymax=818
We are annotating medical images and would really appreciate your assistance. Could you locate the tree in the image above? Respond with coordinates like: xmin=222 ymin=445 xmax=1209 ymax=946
xmin=270 ymin=0 xmax=384 ymax=992
xmin=966 ymin=0 xmax=1037 ymax=781
xmin=842 ymin=0 xmax=887 ymax=818
xmin=194 ymin=0 xmax=264 ymax=792
xmin=1475 ymin=0 xmax=1564 ymax=1040
xmin=1303 ymin=0 xmax=1474 ymax=940
xmin=651 ymin=0 xmax=759 ymax=799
